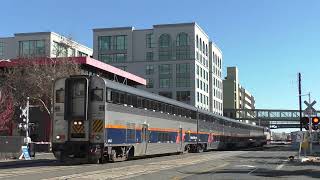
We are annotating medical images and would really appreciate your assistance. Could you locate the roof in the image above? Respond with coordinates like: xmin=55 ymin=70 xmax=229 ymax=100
xmin=0 ymin=57 xmax=146 ymax=86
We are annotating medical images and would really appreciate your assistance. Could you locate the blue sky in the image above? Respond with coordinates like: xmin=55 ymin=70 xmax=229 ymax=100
xmin=1 ymin=0 xmax=320 ymax=110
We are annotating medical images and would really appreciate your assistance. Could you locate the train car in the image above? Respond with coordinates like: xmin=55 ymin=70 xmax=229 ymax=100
xmin=52 ymin=75 xmax=266 ymax=163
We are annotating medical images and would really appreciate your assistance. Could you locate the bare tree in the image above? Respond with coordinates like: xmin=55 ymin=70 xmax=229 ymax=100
xmin=0 ymin=36 xmax=82 ymax=135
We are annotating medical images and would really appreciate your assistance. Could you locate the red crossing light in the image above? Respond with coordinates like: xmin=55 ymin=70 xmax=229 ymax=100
xmin=312 ymin=117 xmax=319 ymax=125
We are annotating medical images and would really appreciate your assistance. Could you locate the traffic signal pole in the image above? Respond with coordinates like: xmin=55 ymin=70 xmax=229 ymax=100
xmin=298 ymin=73 xmax=302 ymax=131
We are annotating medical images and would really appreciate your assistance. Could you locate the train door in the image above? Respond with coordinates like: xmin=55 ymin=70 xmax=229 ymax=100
xmin=141 ymin=124 xmax=149 ymax=154
xmin=65 ymin=77 xmax=89 ymax=142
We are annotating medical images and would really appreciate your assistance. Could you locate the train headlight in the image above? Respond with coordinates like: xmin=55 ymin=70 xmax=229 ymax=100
xmin=78 ymin=121 xmax=83 ymax=125
xmin=73 ymin=121 xmax=78 ymax=125
xmin=56 ymin=135 xmax=61 ymax=140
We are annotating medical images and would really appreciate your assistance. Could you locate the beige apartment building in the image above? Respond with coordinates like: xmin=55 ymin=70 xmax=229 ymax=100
xmin=92 ymin=22 xmax=223 ymax=115
xmin=0 ymin=32 xmax=92 ymax=59
xmin=223 ymin=67 xmax=255 ymax=119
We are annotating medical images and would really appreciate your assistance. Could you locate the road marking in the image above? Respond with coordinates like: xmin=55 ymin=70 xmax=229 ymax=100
xmin=276 ymin=163 xmax=285 ymax=170
xmin=235 ymin=165 xmax=255 ymax=168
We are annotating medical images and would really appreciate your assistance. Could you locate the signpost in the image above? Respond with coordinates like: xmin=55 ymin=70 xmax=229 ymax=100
xmin=303 ymin=99 xmax=316 ymax=155
xmin=18 ymin=97 xmax=32 ymax=160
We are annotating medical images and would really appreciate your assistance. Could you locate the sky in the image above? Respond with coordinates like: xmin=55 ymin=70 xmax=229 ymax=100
xmin=1 ymin=0 xmax=320 ymax=111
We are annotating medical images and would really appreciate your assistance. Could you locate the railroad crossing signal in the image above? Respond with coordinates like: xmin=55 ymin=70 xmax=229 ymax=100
xmin=301 ymin=117 xmax=309 ymax=130
xmin=312 ymin=117 xmax=319 ymax=130
xmin=304 ymin=100 xmax=316 ymax=115
xmin=301 ymin=117 xmax=320 ymax=130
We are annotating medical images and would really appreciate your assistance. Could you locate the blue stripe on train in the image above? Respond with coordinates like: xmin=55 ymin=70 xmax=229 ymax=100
xmin=105 ymin=128 xmax=211 ymax=144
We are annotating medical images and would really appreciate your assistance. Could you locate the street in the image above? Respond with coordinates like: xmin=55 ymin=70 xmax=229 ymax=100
xmin=0 ymin=145 xmax=319 ymax=180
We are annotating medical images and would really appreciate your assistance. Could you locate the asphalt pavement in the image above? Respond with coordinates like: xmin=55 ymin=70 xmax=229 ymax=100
xmin=0 ymin=145 xmax=319 ymax=180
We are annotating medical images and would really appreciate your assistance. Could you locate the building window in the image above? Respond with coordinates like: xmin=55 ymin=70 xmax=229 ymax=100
xmin=114 ymin=35 xmax=127 ymax=50
xmin=146 ymin=65 xmax=154 ymax=75
xmin=159 ymin=49 xmax=171 ymax=60
xmin=115 ymin=53 xmax=127 ymax=62
xmin=199 ymin=38 xmax=202 ymax=52
xmin=202 ymin=42 xmax=205 ymax=53
xmin=19 ymin=40 xmax=45 ymax=57
xmin=78 ymin=51 xmax=88 ymax=57
xmin=0 ymin=42 xmax=4 ymax=57
xmin=176 ymin=47 xmax=190 ymax=60
xmin=196 ymin=35 xmax=199 ymax=48
xmin=205 ymin=44 xmax=208 ymax=56
xmin=176 ymin=63 xmax=190 ymax=87
xmin=52 ymin=41 xmax=67 ymax=57
xmin=159 ymin=34 xmax=171 ymax=48
xmin=68 ymin=48 xmax=75 ymax=57
xmin=197 ymin=92 xmax=200 ymax=102
xmin=176 ymin=78 xmax=190 ymax=88
xmin=159 ymin=64 xmax=171 ymax=88
xmin=159 ymin=78 xmax=170 ymax=88
xmin=176 ymin=32 xmax=188 ymax=46
xmin=196 ymin=65 xmax=199 ymax=75
xmin=159 ymin=92 xmax=172 ymax=98
xmin=177 ymin=91 xmax=190 ymax=103
xmin=146 ymin=52 xmax=153 ymax=61
xmin=197 ymin=79 xmax=199 ymax=88
xmin=159 ymin=64 xmax=171 ymax=75
xmin=99 ymin=53 xmax=127 ymax=63
xmin=99 ymin=54 xmax=113 ymax=63
xmin=146 ymin=33 xmax=154 ymax=48
xmin=146 ymin=78 xmax=154 ymax=88
xmin=98 ymin=36 xmax=112 ymax=51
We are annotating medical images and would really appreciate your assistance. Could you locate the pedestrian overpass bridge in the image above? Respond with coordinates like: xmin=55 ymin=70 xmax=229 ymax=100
xmin=223 ymin=109 xmax=320 ymax=129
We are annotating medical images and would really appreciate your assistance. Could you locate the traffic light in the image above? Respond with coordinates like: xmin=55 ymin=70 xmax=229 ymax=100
xmin=312 ymin=117 xmax=319 ymax=130
xmin=301 ymin=117 xmax=309 ymax=130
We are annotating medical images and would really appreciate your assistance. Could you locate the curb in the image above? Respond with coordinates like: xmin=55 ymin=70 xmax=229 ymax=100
xmin=0 ymin=159 xmax=55 ymax=168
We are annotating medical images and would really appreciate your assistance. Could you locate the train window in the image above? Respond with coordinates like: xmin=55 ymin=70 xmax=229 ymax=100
xmin=142 ymin=98 xmax=147 ymax=109
xmin=111 ymin=91 xmax=120 ymax=104
xmin=91 ymin=88 xmax=103 ymax=101
xmin=167 ymin=105 xmax=172 ymax=114
xmin=137 ymin=97 xmax=143 ymax=108
xmin=72 ymin=82 xmax=85 ymax=97
xmin=151 ymin=101 xmax=158 ymax=110
xmin=132 ymin=95 xmax=138 ymax=107
xmin=191 ymin=111 xmax=196 ymax=119
xmin=120 ymin=93 xmax=126 ymax=104
xmin=160 ymin=103 xmax=166 ymax=112
xmin=106 ymin=89 xmax=112 ymax=102
xmin=56 ymin=89 xmax=64 ymax=103
xmin=127 ymin=94 xmax=133 ymax=105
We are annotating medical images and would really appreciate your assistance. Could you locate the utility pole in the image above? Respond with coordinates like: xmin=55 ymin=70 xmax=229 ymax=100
xmin=298 ymin=73 xmax=302 ymax=131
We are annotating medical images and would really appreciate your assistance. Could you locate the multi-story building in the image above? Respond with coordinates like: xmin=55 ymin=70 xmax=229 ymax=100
xmin=0 ymin=32 xmax=92 ymax=59
xmin=93 ymin=22 xmax=223 ymax=114
xmin=223 ymin=66 xmax=255 ymax=119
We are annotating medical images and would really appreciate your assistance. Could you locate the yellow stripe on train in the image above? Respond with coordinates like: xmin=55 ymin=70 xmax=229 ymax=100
xmin=93 ymin=120 xmax=104 ymax=133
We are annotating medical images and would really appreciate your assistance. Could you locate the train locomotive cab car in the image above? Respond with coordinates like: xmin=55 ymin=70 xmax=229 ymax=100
xmin=52 ymin=75 xmax=266 ymax=163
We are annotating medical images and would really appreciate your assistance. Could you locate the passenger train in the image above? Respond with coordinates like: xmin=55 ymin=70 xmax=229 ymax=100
xmin=52 ymin=75 xmax=266 ymax=163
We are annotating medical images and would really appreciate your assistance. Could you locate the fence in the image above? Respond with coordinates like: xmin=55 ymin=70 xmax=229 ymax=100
xmin=0 ymin=136 xmax=24 ymax=159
